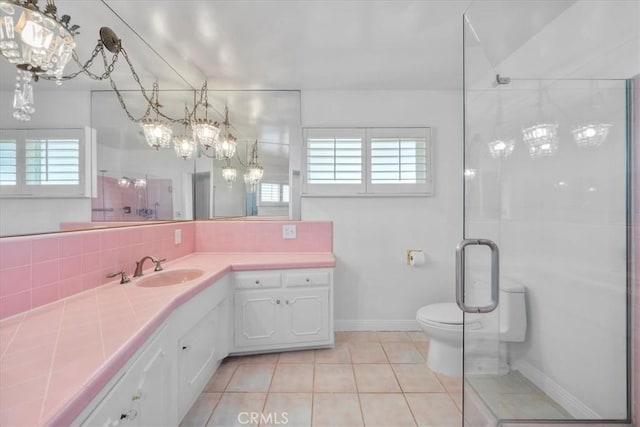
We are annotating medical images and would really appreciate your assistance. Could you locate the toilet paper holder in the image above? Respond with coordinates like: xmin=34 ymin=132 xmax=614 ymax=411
xmin=406 ymin=249 xmax=425 ymax=266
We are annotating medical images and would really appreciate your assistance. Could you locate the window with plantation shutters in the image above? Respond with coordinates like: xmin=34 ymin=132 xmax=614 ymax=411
xmin=0 ymin=137 xmax=17 ymax=187
xmin=25 ymin=138 xmax=80 ymax=185
xmin=367 ymin=128 xmax=431 ymax=194
xmin=259 ymin=183 xmax=290 ymax=205
xmin=303 ymin=127 xmax=432 ymax=196
xmin=0 ymin=128 xmax=88 ymax=197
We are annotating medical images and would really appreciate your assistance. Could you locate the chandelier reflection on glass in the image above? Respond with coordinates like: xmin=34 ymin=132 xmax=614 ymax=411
xmin=173 ymin=106 xmax=196 ymax=160
xmin=571 ymin=123 xmax=611 ymax=147
xmin=522 ymin=87 xmax=558 ymax=159
xmin=487 ymin=90 xmax=514 ymax=159
xmin=139 ymin=82 xmax=172 ymax=149
xmin=221 ymin=158 xmax=237 ymax=189
xmin=216 ymin=105 xmax=237 ymax=160
xmin=243 ymin=140 xmax=264 ymax=191
xmin=192 ymin=82 xmax=220 ymax=150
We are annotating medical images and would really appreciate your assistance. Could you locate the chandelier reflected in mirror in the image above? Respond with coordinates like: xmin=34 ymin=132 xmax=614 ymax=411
xmin=244 ymin=140 xmax=264 ymax=191
xmin=216 ymin=105 xmax=237 ymax=160
xmin=487 ymin=89 xmax=515 ymax=159
xmin=221 ymin=158 xmax=237 ymax=189
xmin=192 ymin=82 xmax=220 ymax=150
xmin=139 ymin=82 xmax=172 ymax=149
xmin=523 ymin=86 xmax=559 ymax=159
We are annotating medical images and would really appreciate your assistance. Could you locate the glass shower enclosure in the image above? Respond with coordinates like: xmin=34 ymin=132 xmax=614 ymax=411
xmin=460 ymin=1 xmax=635 ymax=424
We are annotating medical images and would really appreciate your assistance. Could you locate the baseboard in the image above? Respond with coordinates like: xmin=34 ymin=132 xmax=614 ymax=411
xmin=334 ymin=319 xmax=420 ymax=331
xmin=512 ymin=359 xmax=601 ymax=419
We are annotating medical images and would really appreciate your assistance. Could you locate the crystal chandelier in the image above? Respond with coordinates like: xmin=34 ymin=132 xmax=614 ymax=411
xmin=192 ymin=82 xmax=220 ymax=150
xmin=0 ymin=1 xmax=127 ymax=121
xmin=1 ymin=0 xmax=76 ymax=120
xmin=221 ymin=158 xmax=237 ymax=189
xmin=216 ymin=105 xmax=237 ymax=160
xmin=139 ymin=82 xmax=172 ymax=149
xmin=173 ymin=106 xmax=196 ymax=160
xmin=571 ymin=123 xmax=611 ymax=147
xmin=243 ymin=140 xmax=264 ymax=191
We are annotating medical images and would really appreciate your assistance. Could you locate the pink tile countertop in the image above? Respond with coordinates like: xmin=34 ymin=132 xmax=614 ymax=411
xmin=0 ymin=252 xmax=335 ymax=427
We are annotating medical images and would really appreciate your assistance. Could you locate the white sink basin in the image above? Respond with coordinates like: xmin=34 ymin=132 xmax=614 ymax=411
xmin=136 ymin=269 xmax=204 ymax=287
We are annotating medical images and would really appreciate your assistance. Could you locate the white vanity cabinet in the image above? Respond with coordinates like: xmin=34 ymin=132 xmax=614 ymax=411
xmin=232 ymin=268 xmax=333 ymax=352
xmin=81 ymin=325 xmax=174 ymax=427
xmin=172 ymin=275 xmax=230 ymax=421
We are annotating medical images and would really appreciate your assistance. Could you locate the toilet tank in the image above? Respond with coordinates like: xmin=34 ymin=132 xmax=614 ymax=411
xmin=498 ymin=283 xmax=527 ymax=342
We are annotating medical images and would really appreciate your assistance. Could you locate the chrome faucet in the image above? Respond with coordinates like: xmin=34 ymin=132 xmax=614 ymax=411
xmin=133 ymin=256 xmax=166 ymax=277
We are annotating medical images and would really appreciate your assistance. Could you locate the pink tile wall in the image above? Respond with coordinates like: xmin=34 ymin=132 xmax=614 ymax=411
xmin=195 ymin=220 xmax=333 ymax=253
xmin=0 ymin=222 xmax=195 ymax=319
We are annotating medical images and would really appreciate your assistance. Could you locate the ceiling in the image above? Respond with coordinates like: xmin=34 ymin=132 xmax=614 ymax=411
xmin=1 ymin=0 xmax=638 ymax=94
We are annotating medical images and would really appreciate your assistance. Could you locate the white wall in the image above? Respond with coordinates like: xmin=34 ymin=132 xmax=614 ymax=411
xmin=299 ymin=90 xmax=463 ymax=330
xmin=0 ymin=90 xmax=92 ymax=236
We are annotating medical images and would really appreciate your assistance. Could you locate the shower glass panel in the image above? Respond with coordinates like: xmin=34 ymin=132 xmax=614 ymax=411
xmin=463 ymin=1 xmax=631 ymax=424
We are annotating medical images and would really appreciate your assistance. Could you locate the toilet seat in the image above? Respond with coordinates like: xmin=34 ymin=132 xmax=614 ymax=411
xmin=417 ymin=303 xmax=482 ymax=330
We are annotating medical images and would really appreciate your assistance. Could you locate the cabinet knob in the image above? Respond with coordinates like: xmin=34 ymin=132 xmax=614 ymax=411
xmin=305 ymin=278 xmax=310 ymax=282
xmin=286 ymin=300 xmax=290 ymax=305
xmin=182 ymin=345 xmax=191 ymax=351
xmin=120 ymin=409 xmax=137 ymax=421
xmin=276 ymin=299 xmax=281 ymax=304
xmin=255 ymin=280 xmax=260 ymax=285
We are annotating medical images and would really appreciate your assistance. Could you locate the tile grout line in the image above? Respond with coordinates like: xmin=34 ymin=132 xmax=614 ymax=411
xmin=0 ymin=313 xmax=25 ymax=361
xmin=38 ymin=298 xmax=67 ymax=422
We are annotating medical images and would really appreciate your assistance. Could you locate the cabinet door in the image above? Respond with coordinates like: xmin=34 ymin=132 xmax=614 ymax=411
xmin=82 ymin=326 xmax=172 ymax=427
xmin=234 ymin=290 xmax=283 ymax=348
xmin=177 ymin=303 xmax=221 ymax=418
xmin=282 ymin=288 xmax=330 ymax=344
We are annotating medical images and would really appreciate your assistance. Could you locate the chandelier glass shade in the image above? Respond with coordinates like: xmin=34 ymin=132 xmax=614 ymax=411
xmin=1 ymin=0 xmax=77 ymax=120
xmin=571 ymin=123 xmax=611 ymax=147
xmin=217 ymin=133 xmax=237 ymax=160
xmin=140 ymin=118 xmax=172 ymax=150
xmin=173 ymin=134 xmax=196 ymax=159
xmin=243 ymin=140 xmax=264 ymax=191
xmin=192 ymin=118 xmax=220 ymax=150
xmin=222 ymin=164 xmax=237 ymax=188
xmin=0 ymin=1 xmax=76 ymax=77
xmin=487 ymin=138 xmax=515 ymax=159
xmin=522 ymin=123 xmax=558 ymax=159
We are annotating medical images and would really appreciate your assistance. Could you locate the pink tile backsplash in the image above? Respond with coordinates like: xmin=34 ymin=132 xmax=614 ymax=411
xmin=0 ymin=222 xmax=196 ymax=319
xmin=0 ymin=220 xmax=330 ymax=319
xmin=195 ymin=220 xmax=333 ymax=253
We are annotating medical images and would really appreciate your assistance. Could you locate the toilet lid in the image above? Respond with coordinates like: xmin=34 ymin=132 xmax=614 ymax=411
xmin=417 ymin=303 xmax=465 ymax=325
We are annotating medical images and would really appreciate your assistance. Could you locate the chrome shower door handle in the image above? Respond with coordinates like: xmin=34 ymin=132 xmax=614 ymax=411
xmin=455 ymin=238 xmax=500 ymax=313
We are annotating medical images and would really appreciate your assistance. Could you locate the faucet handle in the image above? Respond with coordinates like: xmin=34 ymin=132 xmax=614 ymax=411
xmin=153 ymin=258 xmax=167 ymax=272
xmin=107 ymin=270 xmax=131 ymax=284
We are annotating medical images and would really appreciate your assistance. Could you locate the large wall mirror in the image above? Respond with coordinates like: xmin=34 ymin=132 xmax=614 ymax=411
xmin=0 ymin=89 xmax=299 ymax=237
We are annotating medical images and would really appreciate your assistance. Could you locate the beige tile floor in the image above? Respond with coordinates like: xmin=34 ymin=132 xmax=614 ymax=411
xmin=180 ymin=331 xmax=567 ymax=426
xmin=180 ymin=331 xmax=463 ymax=427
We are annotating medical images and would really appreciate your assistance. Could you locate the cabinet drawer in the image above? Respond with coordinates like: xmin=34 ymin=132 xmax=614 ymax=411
xmin=234 ymin=271 xmax=281 ymax=289
xmin=284 ymin=271 xmax=330 ymax=287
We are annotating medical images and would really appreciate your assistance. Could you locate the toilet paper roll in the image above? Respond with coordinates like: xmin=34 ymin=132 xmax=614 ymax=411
xmin=409 ymin=250 xmax=426 ymax=266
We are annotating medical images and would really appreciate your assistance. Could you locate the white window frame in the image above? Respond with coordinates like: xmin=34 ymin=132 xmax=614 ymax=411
xmin=302 ymin=127 xmax=432 ymax=197
xmin=0 ymin=128 xmax=91 ymax=198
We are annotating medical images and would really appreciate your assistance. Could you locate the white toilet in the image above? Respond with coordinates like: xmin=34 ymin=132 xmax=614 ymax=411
xmin=416 ymin=282 xmax=527 ymax=377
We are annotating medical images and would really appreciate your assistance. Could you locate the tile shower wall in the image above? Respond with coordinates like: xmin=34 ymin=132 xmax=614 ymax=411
xmin=92 ymin=176 xmax=174 ymax=221
xmin=0 ymin=222 xmax=195 ymax=319
xmin=195 ymin=221 xmax=332 ymax=253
